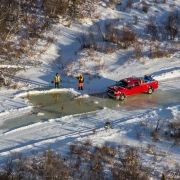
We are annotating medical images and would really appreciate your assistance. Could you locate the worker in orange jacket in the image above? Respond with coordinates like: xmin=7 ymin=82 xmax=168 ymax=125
xmin=77 ymin=74 xmax=84 ymax=90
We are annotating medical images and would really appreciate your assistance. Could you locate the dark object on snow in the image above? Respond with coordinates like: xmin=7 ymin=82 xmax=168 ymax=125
xmin=93 ymin=128 xmax=97 ymax=135
xmin=104 ymin=120 xmax=113 ymax=132
xmin=105 ymin=120 xmax=111 ymax=127
xmin=161 ymin=173 xmax=166 ymax=180
xmin=51 ymin=81 xmax=54 ymax=83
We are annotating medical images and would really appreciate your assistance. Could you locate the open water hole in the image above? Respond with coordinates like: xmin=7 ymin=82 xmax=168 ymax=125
xmin=1 ymin=88 xmax=180 ymax=130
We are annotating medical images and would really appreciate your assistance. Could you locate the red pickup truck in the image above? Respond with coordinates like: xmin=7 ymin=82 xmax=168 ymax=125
xmin=106 ymin=75 xmax=158 ymax=101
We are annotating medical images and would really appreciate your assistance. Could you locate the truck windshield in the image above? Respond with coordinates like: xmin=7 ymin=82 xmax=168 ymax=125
xmin=116 ymin=80 xmax=128 ymax=88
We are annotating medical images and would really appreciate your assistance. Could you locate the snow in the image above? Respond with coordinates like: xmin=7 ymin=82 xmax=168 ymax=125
xmin=0 ymin=0 xmax=180 ymax=178
xmin=14 ymin=88 xmax=81 ymax=98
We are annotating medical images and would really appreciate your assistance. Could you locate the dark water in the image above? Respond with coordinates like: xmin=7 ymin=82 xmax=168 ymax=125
xmin=1 ymin=89 xmax=180 ymax=130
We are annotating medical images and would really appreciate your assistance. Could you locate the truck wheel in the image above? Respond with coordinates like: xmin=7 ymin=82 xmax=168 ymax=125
xmin=147 ymin=88 xmax=153 ymax=94
xmin=119 ymin=94 xmax=125 ymax=101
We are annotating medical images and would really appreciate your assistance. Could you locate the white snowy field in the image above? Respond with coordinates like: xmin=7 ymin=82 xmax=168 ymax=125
xmin=0 ymin=0 xmax=180 ymax=178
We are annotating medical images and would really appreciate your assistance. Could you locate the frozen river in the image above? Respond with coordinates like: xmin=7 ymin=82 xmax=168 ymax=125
xmin=1 ymin=88 xmax=180 ymax=130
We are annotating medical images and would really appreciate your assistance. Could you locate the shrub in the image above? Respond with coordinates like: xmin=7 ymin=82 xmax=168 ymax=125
xmin=47 ymin=36 xmax=55 ymax=44
xmin=104 ymin=45 xmax=116 ymax=54
xmin=107 ymin=2 xmax=114 ymax=10
xmin=151 ymin=130 xmax=160 ymax=141
xmin=0 ymin=142 xmax=176 ymax=179
xmin=84 ymin=138 xmax=92 ymax=147
xmin=149 ymin=43 xmax=173 ymax=59
xmin=119 ymin=27 xmax=136 ymax=49
xmin=13 ymin=82 xmax=19 ymax=90
xmin=142 ymin=5 xmax=149 ymax=13
xmin=133 ymin=15 xmax=138 ymax=25
xmin=112 ymin=147 xmax=149 ymax=180
xmin=126 ymin=0 xmax=133 ymax=8
xmin=133 ymin=41 xmax=143 ymax=59
xmin=162 ymin=0 xmax=166 ymax=4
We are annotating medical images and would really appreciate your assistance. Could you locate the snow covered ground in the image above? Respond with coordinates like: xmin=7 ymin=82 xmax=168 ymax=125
xmin=0 ymin=0 xmax=180 ymax=178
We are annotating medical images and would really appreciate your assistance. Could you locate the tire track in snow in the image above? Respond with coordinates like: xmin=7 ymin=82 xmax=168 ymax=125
xmin=0 ymin=117 xmax=94 ymax=159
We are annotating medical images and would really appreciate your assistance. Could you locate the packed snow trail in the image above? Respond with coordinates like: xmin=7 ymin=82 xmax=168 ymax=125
xmin=0 ymin=106 xmax=180 ymax=166
xmin=0 ymin=108 xmax=140 ymax=163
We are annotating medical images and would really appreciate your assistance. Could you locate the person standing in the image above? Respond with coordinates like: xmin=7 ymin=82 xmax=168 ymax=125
xmin=77 ymin=74 xmax=84 ymax=90
xmin=54 ymin=73 xmax=61 ymax=88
